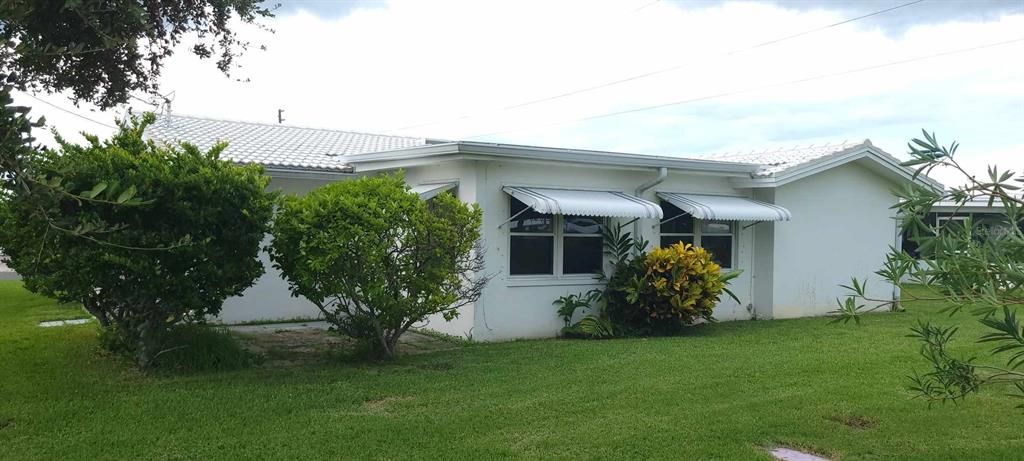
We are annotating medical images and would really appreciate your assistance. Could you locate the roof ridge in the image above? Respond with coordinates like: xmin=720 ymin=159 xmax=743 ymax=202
xmin=157 ymin=113 xmax=426 ymax=142
xmin=703 ymin=139 xmax=865 ymax=160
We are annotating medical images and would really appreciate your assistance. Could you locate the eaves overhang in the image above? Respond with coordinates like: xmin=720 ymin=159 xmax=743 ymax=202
xmin=346 ymin=141 xmax=761 ymax=175
xmin=729 ymin=145 xmax=944 ymax=192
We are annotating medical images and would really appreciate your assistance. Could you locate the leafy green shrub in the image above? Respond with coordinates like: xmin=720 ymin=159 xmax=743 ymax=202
xmin=558 ymin=222 xmax=739 ymax=337
xmin=629 ymin=242 xmax=739 ymax=331
xmin=554 ymin=291 xmax=600 ymax=328
xmin=101 ymin=324 xmax=259 ymax=373
xmin=555 ymin=289 xmax=615 ymax=339
xmin=0 ymin=114 xmax=275 ymax=367
xmin=268 ymin=173 xmax=486 ymax=359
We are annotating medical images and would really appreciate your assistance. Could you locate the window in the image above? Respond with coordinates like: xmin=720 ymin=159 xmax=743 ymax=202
xmin=508 ymin=197 xmax=604 ymax=276
xmin=659 ymin=201 xmax=694 ymax=248
xmin=659 ymin=201 xmax=734 ymax=269
xmin=509 ymin=198 xmax=554 ymax=275
xmin=563 ymin=215 xmax=603 ymax=274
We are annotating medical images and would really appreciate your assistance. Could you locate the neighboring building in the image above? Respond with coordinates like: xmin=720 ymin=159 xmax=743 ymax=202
xmin=145 ymin=114 xmax=943 ymax=340
xmin=901 ymin=199 xmax=1018 ymax=259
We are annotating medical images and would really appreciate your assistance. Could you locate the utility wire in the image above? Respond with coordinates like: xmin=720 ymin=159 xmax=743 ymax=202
xmin=389 ymin=0 xmax=927 ymax=133
xmin=462 ymin=36 xmax=1024 ymax=140
xmin=24 ymin=93 xmax=117 ymax=129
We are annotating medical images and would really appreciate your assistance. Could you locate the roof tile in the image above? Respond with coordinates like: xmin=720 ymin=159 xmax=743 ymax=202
xmin=696 ymin=140 xmax=869 ymax=177
xmin=144 ymin=114 xmax=427 ymax=172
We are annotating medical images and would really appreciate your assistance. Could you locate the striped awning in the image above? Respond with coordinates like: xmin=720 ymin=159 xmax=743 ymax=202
xmin=503 ymin=186 xmax=663 ymax=219
xmin=409 ymin=182 xmax=457 ymax=200
xmin=657 ymin=192 xmax=791 ymax=221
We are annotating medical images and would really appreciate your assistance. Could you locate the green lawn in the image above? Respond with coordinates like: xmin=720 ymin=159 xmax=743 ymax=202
xmin=0 ymin=281 xmax=1021 ymax=460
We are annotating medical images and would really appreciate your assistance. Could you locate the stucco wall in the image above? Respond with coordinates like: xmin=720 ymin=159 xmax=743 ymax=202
xmin=401 ymin=161 xmax=479 ymax=338
xmin=472 ymin=160 xmax=757 ymax=341
xmin=770 ymin=161 xmax=899 ymax=318
xmin=217 ymin=176 xmax=337 ymax=324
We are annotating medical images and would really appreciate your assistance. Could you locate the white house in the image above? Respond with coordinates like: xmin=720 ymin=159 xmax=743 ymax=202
xmin=145 ymin=114 xmax=943 ymax=340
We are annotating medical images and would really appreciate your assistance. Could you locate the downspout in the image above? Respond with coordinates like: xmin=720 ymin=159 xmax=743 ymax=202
xmin=634 ymin=167 xmax=668 ymax=246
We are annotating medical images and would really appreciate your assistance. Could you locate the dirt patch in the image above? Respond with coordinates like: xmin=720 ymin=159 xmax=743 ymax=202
xmin=363 ymin=396 xmax=414 ymax=414
xmin=827 ymin=414 xmax=878 ymax=430
xmin=232 ymin=326 xmax=457 ymax=367
xmin=0 ymin=418 xmax=14 ymax=431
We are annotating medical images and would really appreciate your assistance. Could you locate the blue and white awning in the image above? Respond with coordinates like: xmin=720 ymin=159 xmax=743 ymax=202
xmin=657 ymin=192 xmax=791 ymax=221
xmin=503 ymin=186 xmax=663 ymax=219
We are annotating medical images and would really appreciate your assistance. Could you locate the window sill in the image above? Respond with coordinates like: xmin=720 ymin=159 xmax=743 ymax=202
xmin=506 ymin=275 xmax=604 ymax=287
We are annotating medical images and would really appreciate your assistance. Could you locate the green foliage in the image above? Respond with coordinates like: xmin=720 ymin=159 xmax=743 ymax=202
xmin=0 ymin=114 xmax=275 ymax=367
xmin=147 ymin=324 xmax=259 ymax=373
xmin=607 ymin=242 xmax=739 ymax=335
xmin=0 ymin=0 xmax=273 ymax=109
xmin=558 ymin=221 xmax=740 ymax=338
xmin=644 ymin=243 xmax=738 ymax=322
xmin=100 ymin=323 xmax=258 ymax=373
xmin=837 ymin=130 xmax=1024 ymax=407
xmin=556 ymin=288 xmax=614 ymax=339
xmin=553 ymin=290 xmax=600 ymax=328
xmin=268 ymin=174 xmax=487 ymax=359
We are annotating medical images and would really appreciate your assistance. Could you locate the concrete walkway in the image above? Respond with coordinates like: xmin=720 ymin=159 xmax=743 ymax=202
xmin=227 ymin=320 xmax=331 ymax=334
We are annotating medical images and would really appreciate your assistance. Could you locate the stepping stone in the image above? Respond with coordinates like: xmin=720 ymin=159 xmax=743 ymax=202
xmin=768 ymin=447 xmax=830 ymax=461
xmin=38 ymin=319 xmax=91 ymax=328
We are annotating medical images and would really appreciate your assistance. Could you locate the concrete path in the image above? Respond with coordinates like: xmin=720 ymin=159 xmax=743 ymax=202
xmin=227 ymin=320 xmax=330 ymax=334
xmin=39 ymin=318 xmax=92 ymax=328
xmin=768 ymin=448 xmax=830 ymax=461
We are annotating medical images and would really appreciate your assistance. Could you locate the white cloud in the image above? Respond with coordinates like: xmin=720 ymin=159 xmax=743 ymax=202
xmin=16 ymin=0 xmax=1024 ymax=187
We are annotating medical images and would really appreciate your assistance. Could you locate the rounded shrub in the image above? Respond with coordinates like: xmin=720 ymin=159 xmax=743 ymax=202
xmin=606 ymin=242 xmax=735 ymax=334
xmin=0 ymin=114 xmax=275 ymax=367
xmin=644 ymin=242 xmax=728 ymax=323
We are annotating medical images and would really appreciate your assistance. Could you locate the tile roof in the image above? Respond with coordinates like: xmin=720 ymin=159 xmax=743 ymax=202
xmin=697 ymin=140 xmax=870 ymax=178
xmin=144 ymin=114 xmax=428 ymax=172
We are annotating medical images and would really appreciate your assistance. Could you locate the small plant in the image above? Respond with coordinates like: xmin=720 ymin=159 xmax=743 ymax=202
xmin=554 ymin=290 xmax=601 ymax=328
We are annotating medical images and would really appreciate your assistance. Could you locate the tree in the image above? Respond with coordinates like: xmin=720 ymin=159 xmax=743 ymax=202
xmin=836 ymin=130 xmax=1024 ymax=405
xmin=0 ymin=114 xmax=275 ymax=367
xmin=0 ymin=0 xmax=272 ymax=246
xmin=1 ymin=0 xmax=273 ymax=109
xmin=268 ymin=174 xmax=487 ymax=359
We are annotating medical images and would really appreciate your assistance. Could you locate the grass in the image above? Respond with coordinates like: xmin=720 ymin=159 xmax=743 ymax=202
xmin=1 ymin=281 xmax=1022 ymax=460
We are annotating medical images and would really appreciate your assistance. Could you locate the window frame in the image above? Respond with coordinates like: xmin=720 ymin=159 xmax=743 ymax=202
xmin=659 ymin=201 xmax=737 ymax=270
xmin=507 ymin=196 xmax=605 ymax=279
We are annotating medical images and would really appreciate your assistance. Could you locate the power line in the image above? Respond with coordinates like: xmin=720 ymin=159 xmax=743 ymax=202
xmin=462 ymin=37 xmax=1024 ymax=140
xmin=24 ymin=94 xmax=117 ymax=129
xmin=389 ymin=0 xmax=927 ymax=133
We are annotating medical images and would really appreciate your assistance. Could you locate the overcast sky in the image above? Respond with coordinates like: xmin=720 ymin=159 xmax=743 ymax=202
xmin=16 ymin=0 xmax=1024 ymax=186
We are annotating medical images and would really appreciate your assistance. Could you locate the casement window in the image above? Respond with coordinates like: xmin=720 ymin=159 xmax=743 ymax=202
xmin=659 ymin=201 xmax=734 ymax=269
xmin=508 ymin=197 xmax=603 ymax=276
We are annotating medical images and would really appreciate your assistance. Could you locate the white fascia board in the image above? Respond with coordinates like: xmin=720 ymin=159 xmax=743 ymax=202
xmin=263 ymin=166 xmax=356 ymax=180
xmin=347 ymin=142 xmax=759 ymax=176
